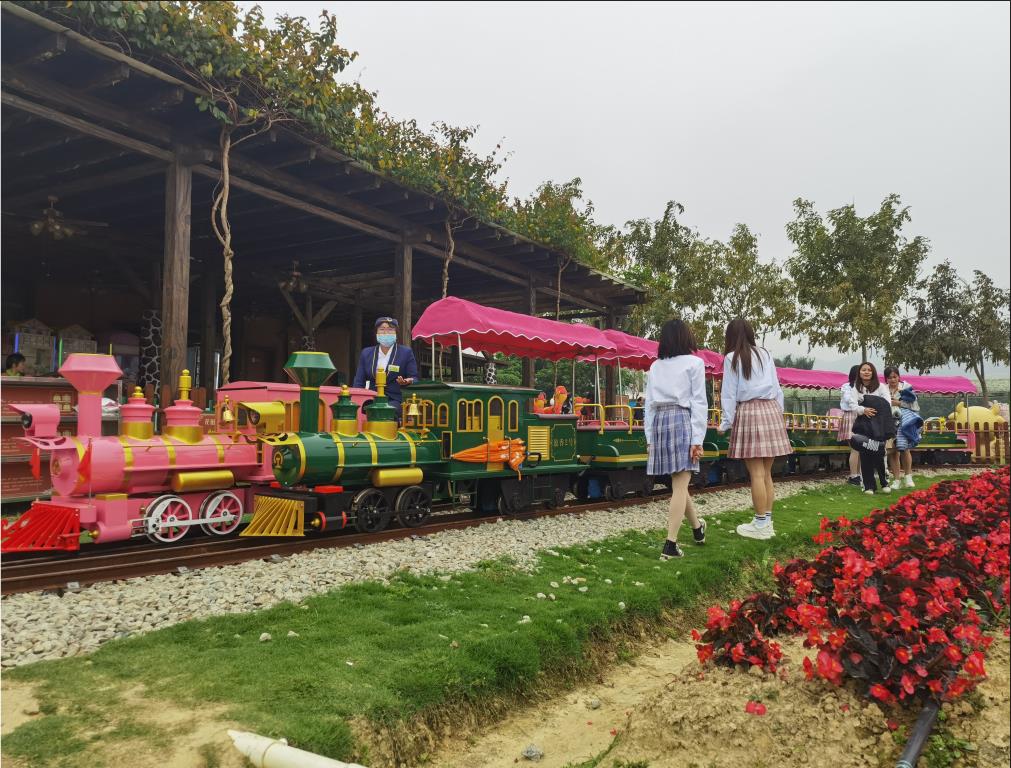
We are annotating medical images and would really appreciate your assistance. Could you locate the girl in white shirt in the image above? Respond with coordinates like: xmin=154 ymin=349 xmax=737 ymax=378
xmin=644 ymin=319 xmax=708 ymax=560
xmin=718 ymin=318 xmax=792 ymax=540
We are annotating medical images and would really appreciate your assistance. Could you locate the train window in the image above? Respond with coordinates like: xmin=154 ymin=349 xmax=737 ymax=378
xmin=457 ymin=400 xmax=468 ymax=430
xmin=441 ymin=431 xmax=452 ymax=458
xmin=489 ymin=397 xmax=503 ymax=418
xmin=422 ymin=400 xmax=436 ymax=427
xmin=471 ymin=400 xmax=483 ymax=431
xmin=437 ymin=403 xmax=449 ymax=427
xmin=508 ymin=400 xmax=519 ymax=431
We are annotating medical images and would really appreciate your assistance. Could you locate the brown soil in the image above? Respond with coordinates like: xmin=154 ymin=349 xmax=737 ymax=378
xmin=0 ymin=680 xmax=247 ymax=768
xmin=433 ymin=632 xmax=1011 ymax=768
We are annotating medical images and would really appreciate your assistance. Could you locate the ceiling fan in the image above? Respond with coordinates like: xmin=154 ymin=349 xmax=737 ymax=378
xmin=2 ymin=196 xmax=110 ymax=239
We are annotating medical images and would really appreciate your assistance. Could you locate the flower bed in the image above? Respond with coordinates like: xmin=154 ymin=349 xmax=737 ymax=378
xmin=694 ymin=468 xmax=1010 ymax=705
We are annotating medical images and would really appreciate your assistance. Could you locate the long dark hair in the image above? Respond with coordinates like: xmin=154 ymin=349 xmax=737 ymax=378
xmin=847 ymin=364 xmax=860 ymax=388
xmin=883 ymin=366 xmax=901 ymax=381
xmin=856 ymin=361 xmax=882 ymax=393
xmin=724 ymin=318 xmax=762 ymax=379
xmin=657 ymin=319 xmax=698 ymax=359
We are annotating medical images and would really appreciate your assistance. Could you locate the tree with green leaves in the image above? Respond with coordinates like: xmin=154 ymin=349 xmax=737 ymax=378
xmin=886 ymin=260 xmax=1010 ymax=400
xmin=774 ymin=354 xmax=816 ymax=370
xmin=785 ymin=195 xmax=930 ymax=362
xmin=609 ymin=204 xmax=794 ymax=349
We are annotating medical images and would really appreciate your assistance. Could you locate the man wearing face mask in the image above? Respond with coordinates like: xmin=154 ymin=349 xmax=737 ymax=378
xmin=352 ymin=316 xmax=419 ymax=416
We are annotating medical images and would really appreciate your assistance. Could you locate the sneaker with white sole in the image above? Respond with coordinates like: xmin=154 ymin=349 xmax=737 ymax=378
xmin=904 ymin=476 xmax=915 ymax=488
xmin=736 ymin=520 xmax=774 ymax=540
xmin=890 ymin=479 xmax=903 ymax=491
xmin=660 ymin=539 xmax=685 ymax=560
xmin=692 ymin=519 xmax=707 ymax=545
xmin=864 ymin=489 xmax=875 ymax=495
xmin=881 ymin=485 xmax=892 ymax=493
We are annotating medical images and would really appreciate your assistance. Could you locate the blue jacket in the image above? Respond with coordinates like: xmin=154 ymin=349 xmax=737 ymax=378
xmin=898 ymin=407 xmax=924 ymax=448
xmin=352 ymin=343 xmax=418 ymax=406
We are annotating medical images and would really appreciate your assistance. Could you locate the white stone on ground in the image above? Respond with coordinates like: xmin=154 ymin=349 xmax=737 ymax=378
xmin=0 ymin=470 xmax=970 ymax=668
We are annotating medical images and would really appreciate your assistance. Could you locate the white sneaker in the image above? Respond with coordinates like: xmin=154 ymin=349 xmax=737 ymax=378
xmin=881 ymin=485 xmax=892 ymax=493
xmin=890 ymin=479 xmax=903 ymax=491
xmin=864 ymin=490 xmax=875 ymax=495
xmin=904 ymin=476 xmax=915 ymax=488
xmin=737 ymin=520 xmax=775 ymax=540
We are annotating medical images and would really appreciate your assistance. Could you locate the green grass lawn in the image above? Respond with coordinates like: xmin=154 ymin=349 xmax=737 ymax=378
xmin=2 ymin=475 xmax=971 ymax=767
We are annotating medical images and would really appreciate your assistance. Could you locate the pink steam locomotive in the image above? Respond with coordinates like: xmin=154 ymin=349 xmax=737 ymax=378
xmin=1 ymin=353 xmax=373 ymax=552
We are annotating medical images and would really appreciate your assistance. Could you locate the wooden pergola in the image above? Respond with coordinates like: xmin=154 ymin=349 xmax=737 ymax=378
xmin=1 ymin=3 xmax=644 ymax=395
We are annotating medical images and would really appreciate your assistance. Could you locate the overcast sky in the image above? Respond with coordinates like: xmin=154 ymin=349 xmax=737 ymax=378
xmin=244 ymin=1 xmax=1010 ymax=375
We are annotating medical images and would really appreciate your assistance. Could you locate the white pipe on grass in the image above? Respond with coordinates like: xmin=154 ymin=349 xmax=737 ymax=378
xmin=228 ymin=730 xmax=368 ymax=768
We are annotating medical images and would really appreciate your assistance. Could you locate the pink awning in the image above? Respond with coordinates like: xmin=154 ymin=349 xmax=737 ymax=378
xmin=773 ymin=367 xmax=978 ymax=394
xmin=579 ymin=331 xmax=724 ymax=374
xmin=898 ymin=375 xmax=977 ymax=395
xmin=776 ymin=367 xmax=848 ymax=390
xmin=411 ymin=296 xmax=617 ymax=360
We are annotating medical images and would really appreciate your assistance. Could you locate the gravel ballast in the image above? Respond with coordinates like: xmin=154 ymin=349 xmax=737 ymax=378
xmin=0 ymin=471 xmax=968 ymax=668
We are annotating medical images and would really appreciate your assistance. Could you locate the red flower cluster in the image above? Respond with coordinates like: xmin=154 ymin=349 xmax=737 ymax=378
xmin=693 ymin=468 xmax=1010 ymax=704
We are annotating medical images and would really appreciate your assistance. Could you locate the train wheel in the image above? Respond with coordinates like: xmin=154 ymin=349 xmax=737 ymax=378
xmin=396 ymin=486 xmax=431 ymax=528
xmin=199 ymin=490 xmax=244 ymax=536
xmin=353 ymin=488 xmax=392 ymax=533
xmin=544 ymin=485 xmax=566 ymax=509
xmin=497 ymin=491 xmax=522 ymax=516
xmin=144 ymin=495 xmax=193 ymax=543
xmin=605 ymin=480 xmax=625 ymax=501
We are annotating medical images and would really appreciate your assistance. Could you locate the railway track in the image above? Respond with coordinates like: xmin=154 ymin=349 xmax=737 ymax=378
xmin=0 ymin=470 xmax=850 ymax=596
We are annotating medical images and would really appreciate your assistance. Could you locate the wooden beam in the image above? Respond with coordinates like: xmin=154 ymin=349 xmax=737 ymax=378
xmin=81 ymin=63 xmax=131 ymax=92
xmin=15 ymin=31 xmax=67 ymax=65
xmin=270 ymin=147 xmax=317 ymax=169
xmin=3 ymin=161 xmax=165 ymax=210
xmin=160 ymin=159 xmax=193 ymax=391
xmin=3 ymin=81 xmax=616 ymax=311
xmin=1 ymin=67 xmax=174 ymax=144
xmin=141 ymin=86 xmax=185 ymax=112
xmin=393 ymin=242 xmax=413 ymax=341
xmin=9 ymin=145 xmax=133 ymax=188
xmin=9 ymin=129 xmax=86 ymax=160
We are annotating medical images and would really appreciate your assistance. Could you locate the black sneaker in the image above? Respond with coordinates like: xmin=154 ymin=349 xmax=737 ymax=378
xmin=847 ymin=476 xmax=862 ymax=487
xmin=660 ymin=539 xmax=684 ymax=560
xmin=692 ymin=519 xmax=707 ymax=545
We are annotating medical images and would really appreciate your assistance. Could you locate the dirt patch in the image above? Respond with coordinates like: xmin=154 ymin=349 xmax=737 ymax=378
xmin=431 ymin=632 xmax=1011 ymax=768
xmin=435 ymin=639 xmax=697 ymax=768
xmin=1 ymin=681 xmax=42 ymax=735
xmin=0 ymin=679 xmax=248 ymax=768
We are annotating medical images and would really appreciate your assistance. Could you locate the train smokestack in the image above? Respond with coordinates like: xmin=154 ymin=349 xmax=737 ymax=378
xmin=282 ymin=351 xmax=336 ymax=433
xmin=58 ymin=354 xmax=122 ymax=438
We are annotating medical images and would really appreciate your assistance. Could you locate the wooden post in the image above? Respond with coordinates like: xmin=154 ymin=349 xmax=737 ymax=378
xmin=393 ymin=241 xmax=413 ymax=341
xmin=523 ymin=276 xmax=536 ymax=388
xmin=605 ymin=308 xmax=618 ymax=405
xmin=349 ymin=304 xmax=362 ymax=384
xmin=201 ymin=263 xmax=217 ymax=396
xmin=160 ymin=158 xmax=192 ymax=392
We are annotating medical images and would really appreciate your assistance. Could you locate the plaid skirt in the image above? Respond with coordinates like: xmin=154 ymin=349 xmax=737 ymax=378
xmin=837 ymin=410 xmax=856 ymax=441
xmin=728 ymin=399 xmax=793 ymax=459
xmin=895 ymin=409 xmax=921 ymax=451
xmin=647 ymin=404 xmax=699 ymax=476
